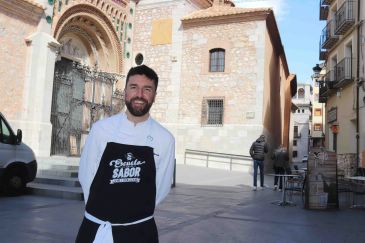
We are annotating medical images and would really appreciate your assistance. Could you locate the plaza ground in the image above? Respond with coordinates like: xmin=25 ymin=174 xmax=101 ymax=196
xmin=0 ymin=164 xmax=364 ymax=243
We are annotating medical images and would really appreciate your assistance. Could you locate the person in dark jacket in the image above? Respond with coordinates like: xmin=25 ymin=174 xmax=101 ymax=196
xmin=271 ymin=144 xmax=290 ymax=191
xmin=249 ymin=135 xmax=268 ymax=191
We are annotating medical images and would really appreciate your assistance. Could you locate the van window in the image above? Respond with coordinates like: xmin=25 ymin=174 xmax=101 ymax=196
xmin=0 ymin=118 xmax=12 ymax=144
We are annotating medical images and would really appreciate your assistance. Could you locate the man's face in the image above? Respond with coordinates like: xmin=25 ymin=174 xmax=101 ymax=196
xmin=124 ymin=74 xmax=156 ymax=117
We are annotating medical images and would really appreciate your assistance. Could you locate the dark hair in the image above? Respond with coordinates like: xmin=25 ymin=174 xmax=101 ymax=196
xmin=125 ymin=65 xmax=159 ymax=91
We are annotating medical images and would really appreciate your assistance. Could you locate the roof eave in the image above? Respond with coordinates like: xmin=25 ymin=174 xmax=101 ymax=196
xmin=181 ymin=10 xmax=270 ymax=28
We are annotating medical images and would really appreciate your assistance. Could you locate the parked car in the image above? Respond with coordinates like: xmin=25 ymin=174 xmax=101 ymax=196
xmin=0 ymin=112 xmax=37 ymax=195
xmin=302 ymin=155 xmax=308 ymax=163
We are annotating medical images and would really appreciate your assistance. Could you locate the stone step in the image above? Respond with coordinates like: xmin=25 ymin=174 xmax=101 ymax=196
xmin=27 ymin=156 xmax=83 ymax=200
xmin=34 ymin=175 xmax=81 ymax=187
xmin=27 ymin=182 xmax=83 ymax=201
xmin=38 ymin=164 xmax=80 ymax=171
xmin=37 ymin=169 xmax=79 ymax=178
xmin=37 ymin=156 xmax=80 ymax=166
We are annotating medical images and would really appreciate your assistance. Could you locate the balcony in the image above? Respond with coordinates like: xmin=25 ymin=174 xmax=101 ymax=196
xmin=320 ymin=0 xmax=329 ymax=20
xmin=321 ymin=0 xmax=335 ymax=4
xmin=318 ymin=83 xmax=333 ymax=102
xmin=334 ymin=57 xmax=355 ymax=88
xmin=318 ymin=70 xmax=338 ymax=102
xmin=320 ymin=20 xmax=339 ymax=50
xmin=318 ymin=95 xmax=327 ymax=103
xmin=319 ymin=41 xmax=328 ymax=60
xmin=324 ymin=70 xmax=338 ymax=86
xmin=335 ymin=0 xmax=355 ymax=35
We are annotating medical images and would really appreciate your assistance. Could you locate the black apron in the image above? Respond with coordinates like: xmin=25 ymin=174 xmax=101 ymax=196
xmin=76 ymin=142 xmax=158 ymax=243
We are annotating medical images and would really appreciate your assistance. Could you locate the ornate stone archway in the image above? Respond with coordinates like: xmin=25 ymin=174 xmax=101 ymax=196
xmin=50 ymin=3 xmax=126 ymax=156
xmin=53 ymin=3 xmax=123 ymax=72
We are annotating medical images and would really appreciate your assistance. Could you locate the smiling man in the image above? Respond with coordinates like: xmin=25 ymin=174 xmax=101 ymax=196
xmin=76 ymin=65 xmax=175 ymax=243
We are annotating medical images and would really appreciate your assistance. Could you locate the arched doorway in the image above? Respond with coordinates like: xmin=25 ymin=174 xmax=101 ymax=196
xmin=50 ymin=4 xmax=124 ymax=156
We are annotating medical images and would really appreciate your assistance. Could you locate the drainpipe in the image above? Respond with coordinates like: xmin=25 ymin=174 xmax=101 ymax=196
xmin=356 ymin=0 xmax=361 ymax=173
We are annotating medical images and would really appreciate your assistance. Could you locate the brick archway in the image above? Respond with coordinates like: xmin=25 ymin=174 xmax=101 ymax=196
xmin=53 ymin=3 xmax=123 ymax=73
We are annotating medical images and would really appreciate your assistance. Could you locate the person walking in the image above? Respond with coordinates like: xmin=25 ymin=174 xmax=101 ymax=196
xmin=76 ymin=65 xmax=175 ymax=243
xmin=271 ymin=144 xmax=289 ymax=191
xmin=249 ymin=135 xmax=268 ymax=191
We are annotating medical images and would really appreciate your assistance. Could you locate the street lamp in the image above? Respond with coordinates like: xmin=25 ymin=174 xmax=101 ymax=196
xmin=312 ymin=64 xmax=322 ymax=80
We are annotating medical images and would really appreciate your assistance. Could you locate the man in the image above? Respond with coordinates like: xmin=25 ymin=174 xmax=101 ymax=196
xmin=249 ymin=134 xmax=268 ymax=191
xmin=76 ymin=65 xmax=175 ymax=243
xmin=271 ymin=144 xmax=289 ymax=191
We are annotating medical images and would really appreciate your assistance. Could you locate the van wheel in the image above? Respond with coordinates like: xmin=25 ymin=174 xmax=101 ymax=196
xmin=4 ymin=169 xmax=26 ymax=195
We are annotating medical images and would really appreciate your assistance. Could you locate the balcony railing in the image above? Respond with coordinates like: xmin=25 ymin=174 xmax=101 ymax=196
xmin=322 ymin=0 xmax=335 ymax=4
xmin=318 ymin=83 xmax=332 ymax=100
xmin=320 ymin=0 xmax=329 ymax=20
xmin=319 ymin=40 xmax=328 ymax=60
xmin=320 ymin=19 xmax=339 ymax=49
xmin=334 ymin=57 xmax=355 ymax=88
xmin=318 ymin=70 xmax=338 ymax=102
xmin=318 ymin=95 xmax=327 ymax=103
xmin=324 ymin=69 xmax=337 ymax=84
xmin=335 ymin=0 xmax=355 ymax=35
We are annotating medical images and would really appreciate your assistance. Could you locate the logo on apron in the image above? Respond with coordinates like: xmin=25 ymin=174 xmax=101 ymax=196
xmin=109 ymin=152 xmax=146 ymax=184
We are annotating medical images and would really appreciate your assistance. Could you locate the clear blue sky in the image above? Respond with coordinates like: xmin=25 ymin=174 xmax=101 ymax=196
xmin=276 ymin=0 xmax=326 ymax=84
xmin=235 ymin=0 xmax=326 ymax=84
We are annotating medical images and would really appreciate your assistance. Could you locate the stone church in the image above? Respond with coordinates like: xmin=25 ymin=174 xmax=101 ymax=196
xmin=0 ymin=0 xmax=296 ymax=169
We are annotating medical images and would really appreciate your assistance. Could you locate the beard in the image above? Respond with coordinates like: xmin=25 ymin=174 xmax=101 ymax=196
xmin=125 ymin=97 xmax=153 ymax=117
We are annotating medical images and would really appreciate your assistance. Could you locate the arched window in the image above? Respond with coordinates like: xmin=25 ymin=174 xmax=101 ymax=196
xmin=209 ymin=48 xmax=225 ymax=72
xmin=298 ymin=88 xmax=305 ymax=99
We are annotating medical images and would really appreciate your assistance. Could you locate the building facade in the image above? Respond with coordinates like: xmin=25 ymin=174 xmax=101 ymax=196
xmin=311 ymin=65 xmax=326 ymax=148
xmin=133 ymin=0 xmax=296 ymax=169
xmin=318 ymin=0 xmax=364 ymax=174
xmin=292 ymin=83 xmax=312 ymax=163
xmin=1 ymin=0 xmax=296 ymax=171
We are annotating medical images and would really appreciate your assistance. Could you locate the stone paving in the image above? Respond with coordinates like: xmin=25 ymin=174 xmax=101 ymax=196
xmin=0 ymin=164 xmax=364 ymax=243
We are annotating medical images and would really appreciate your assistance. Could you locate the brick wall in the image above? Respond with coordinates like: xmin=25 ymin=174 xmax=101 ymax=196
xmin=0 ymin=12 xmax=37 ymax=119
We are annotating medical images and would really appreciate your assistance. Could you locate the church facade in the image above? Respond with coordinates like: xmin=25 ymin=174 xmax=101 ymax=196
xmin=0 ymin=0 xmax=296 ymax=169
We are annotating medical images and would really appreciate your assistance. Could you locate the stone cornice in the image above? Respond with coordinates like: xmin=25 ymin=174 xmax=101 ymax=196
xmin=0 ymin=0 xmax=44 ymax=23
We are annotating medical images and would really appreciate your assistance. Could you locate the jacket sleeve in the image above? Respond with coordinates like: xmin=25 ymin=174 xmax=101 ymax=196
xmin=155 ymin=136 xmax=175 ymax=206
xmin=78 ymin=125 xmax=102 ymax=204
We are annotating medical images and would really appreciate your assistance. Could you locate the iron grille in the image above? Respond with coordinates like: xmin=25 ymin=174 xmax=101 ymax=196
xmin=201 ymin=97 xmax=224 ymax=126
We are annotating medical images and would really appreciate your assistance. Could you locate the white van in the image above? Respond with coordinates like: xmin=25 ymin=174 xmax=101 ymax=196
xmin=0 ymin=112 xmax=37 ymax=195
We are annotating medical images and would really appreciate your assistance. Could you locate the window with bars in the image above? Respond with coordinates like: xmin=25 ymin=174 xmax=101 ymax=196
xmin=201 ymin=97 xmax=224 ymax=126
xmin=209 ymin=48 xmax=225 ymax=72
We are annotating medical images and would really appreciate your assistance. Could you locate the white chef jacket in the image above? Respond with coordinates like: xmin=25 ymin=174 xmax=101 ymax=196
xmin=78 ymin=112 xmax=175 ymax=206
xmin=78 ymin=112 xmax=175 ymax=242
